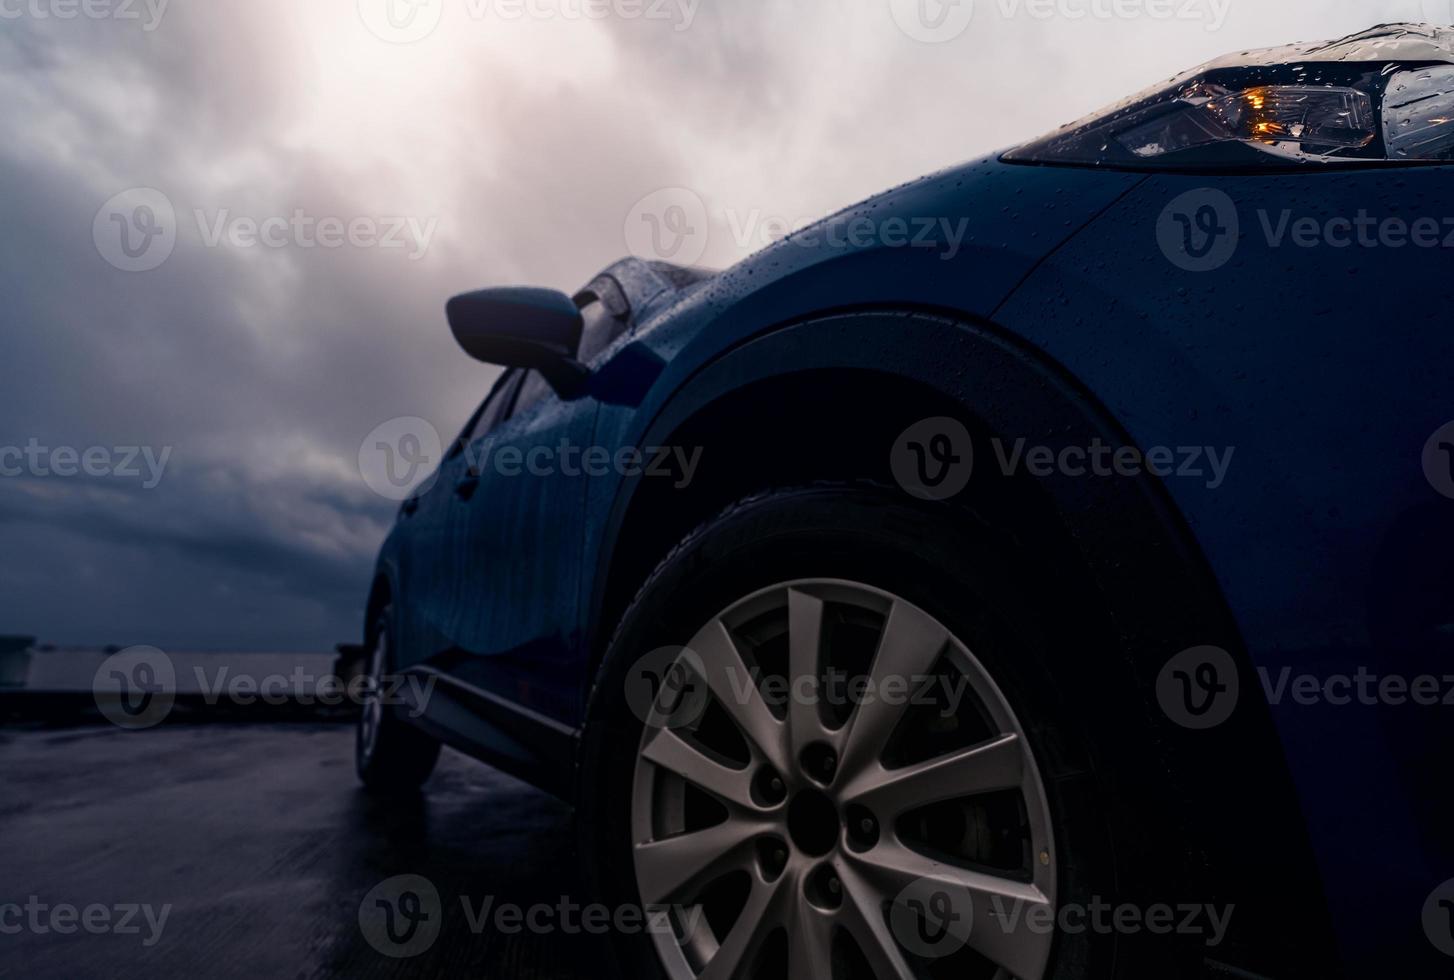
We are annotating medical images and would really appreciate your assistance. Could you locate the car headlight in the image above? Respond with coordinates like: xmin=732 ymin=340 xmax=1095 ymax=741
xmin=1005 ymin=23 xmax=1454 ymax=169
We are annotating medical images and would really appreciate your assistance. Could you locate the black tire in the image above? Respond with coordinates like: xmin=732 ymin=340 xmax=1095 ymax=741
xmin=355 ymin=604 xmax=441 ymax=793
xmin=579 ymin=484 xmax=1201 ymax=980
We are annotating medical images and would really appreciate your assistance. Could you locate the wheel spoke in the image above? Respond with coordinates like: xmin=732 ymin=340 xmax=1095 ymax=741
xmin=788 ymin=885 xmax=837 ymax=977
xmin=849 ymin=841 xmax=1053 ymax=979
xmin=787 ymin=587 xmax=829 ymax=754
xmin=838 ymin=600 xmax=949 ymax=779
xmin=842 ymin=733 xmax=1024 ymax=818
xmin=836 ymin=864 xmax=918 ymax=980
xmin=697 ymin=873 xmax=788 ymax=980
xmin=634 ymin=818 xmax=770 ymax=906
xmin=692 ymin=618 xmax=788 ymax=773
xmin=641 ymin=725 xmax=759 ymax=812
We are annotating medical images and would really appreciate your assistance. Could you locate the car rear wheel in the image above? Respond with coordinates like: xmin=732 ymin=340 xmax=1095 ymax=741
xmin=355 ymin=604 xmax=440 ymax=792
xmin=581 ymin=485 xmax=1196 ymax=979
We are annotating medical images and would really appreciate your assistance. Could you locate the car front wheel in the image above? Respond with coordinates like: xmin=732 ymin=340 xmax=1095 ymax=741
xmin=581 ymin=485 xmax=1195 ymax=979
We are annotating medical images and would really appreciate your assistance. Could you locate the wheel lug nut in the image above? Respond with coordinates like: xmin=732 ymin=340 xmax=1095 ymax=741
xmin=846 ymin=804 xmax=880 ymax=850
xmin=755 ymin=769 xmax=788 ymax=805
xmin=800 ymin=743 xmax=838 ymax=785
xmin=757 ymin=839 xmax=790 ymax=878
xmin=805 ymin=866 xmax=845 ymax=910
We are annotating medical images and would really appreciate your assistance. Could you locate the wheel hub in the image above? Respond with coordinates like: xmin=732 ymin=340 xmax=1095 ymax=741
xmin=786 ymin=788 xmax=839 ymax=857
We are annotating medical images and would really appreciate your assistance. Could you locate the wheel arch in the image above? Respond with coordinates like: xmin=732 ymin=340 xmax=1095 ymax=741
xmin=583 ymin=306 xmax=1337 ymax=974
xmin=363 ymin=568 xmax=394 ymax=650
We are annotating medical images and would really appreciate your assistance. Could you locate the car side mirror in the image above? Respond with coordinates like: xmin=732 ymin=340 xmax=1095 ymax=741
xmin=446 ymin=287 xmax=590 ymax=397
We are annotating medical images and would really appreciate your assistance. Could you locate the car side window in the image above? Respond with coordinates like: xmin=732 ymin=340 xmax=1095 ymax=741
xmin=510 ymin=370 xmax=554 ymax=421
xmin=451 ymin=370 xmax=521 ymax=458
xmin=576 ymin=294 xmax=631 ymax=364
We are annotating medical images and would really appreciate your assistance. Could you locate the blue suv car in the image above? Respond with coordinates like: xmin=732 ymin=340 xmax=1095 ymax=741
xmin=357 ymin=24 xmax=1454 ymax=979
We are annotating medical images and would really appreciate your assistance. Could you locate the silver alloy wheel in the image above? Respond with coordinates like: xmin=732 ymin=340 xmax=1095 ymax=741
xmin=631 ymin=580 xmax=1057 ymax=980
xmin=358 ymin=627 xmax=387 ymax=760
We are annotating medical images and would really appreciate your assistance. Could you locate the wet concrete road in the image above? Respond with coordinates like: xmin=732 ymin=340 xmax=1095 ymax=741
xmin=0 ymin=723 xmax=604 ymax=979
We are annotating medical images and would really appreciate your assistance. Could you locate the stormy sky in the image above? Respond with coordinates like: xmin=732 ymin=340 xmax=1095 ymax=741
xmin=0 ymin=0 xmax=1423 ymax=651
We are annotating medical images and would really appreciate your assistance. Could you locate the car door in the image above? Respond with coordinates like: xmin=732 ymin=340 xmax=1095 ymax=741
xmin=396 ymin=369 xmax=522 ymax=671
xmin=439 ymin=288 xmax=632 ymax=725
